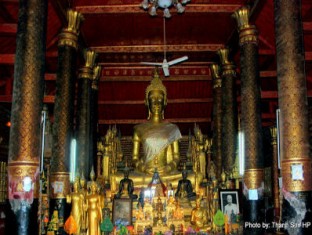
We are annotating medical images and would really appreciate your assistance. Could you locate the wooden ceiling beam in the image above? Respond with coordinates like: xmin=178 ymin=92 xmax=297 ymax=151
xmin=0 ymin=23 xmax=17 ymax=34
xmin=0 ymin=70 xmax=308 ymax=81
xmin=100 ymin=75 xmax=210 ymax=82
xmin=2 ymin=90 xmax=311 ymax=104
xmin=0 ymin=54 xmax=14 ymax=64
xmin=91 ymin=44 xmax=224 ymax=54
xmin=303 ymin=22 xmax=312 ymax=31
xmin=260 ymin=71 xmax=277 ymax=77
xmin=306 ymin=52 xmax=312 ymax=61
xmin=98 ymin=118 xmax=212 ymax=125
xmin=75 ymin=4 xmax=242 ymax=15
xmin=98 ymin=113 xmax=276 ymax=125
xmin=0 ymin=49 xmax=309 ymax=64
xmin=98 ymin=98 xmax=213 ymax=105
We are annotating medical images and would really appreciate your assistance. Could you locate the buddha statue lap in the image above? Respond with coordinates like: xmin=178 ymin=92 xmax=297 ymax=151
xmin=112 ymin=69 xmax=195 ymax=189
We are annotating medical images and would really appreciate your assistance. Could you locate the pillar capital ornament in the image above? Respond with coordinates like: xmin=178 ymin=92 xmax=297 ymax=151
xmin=218 ymin=48 xmax=236 ymax=76
xmin=210 ymin=64 xmax=222 ymax=88
xmin=233 ymin=6 xmax=258 ymax=46
xmin=92 ymin=65 xmax=102 ymax=90
xmin=58 ymin=9 xmax=84 ymax=49
xmin=79 ymin=49 xmax=97 ymax=80
xmin=84 ymin=49 xmax=97 ymax=68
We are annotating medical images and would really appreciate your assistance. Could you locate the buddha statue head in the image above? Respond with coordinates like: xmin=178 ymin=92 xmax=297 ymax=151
xmin=145 ymin=68 xmax=167 ymax=120
xmin=73 ymin=176 xmax=80 ymax=192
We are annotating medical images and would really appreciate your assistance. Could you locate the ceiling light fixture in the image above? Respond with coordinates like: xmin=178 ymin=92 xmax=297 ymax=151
xmin=141 ymin=0 xmax=191 ymax=18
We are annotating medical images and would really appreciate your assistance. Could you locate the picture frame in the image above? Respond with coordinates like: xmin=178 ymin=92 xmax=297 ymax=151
xmin=112 ymin=198 xmax=133 ymax=226
xmin=219 ymin=190 xmax=240 ymax=219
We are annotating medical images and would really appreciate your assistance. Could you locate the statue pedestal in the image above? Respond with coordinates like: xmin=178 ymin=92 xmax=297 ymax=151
xmin=153 ymin=225 xmax=169 ymax=233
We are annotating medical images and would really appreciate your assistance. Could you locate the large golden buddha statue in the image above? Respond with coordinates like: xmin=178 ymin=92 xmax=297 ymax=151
xmin=132 ymin=70 xmax=181 ymax=175
xmin=112 ymin=69 xmax=195 ymax=190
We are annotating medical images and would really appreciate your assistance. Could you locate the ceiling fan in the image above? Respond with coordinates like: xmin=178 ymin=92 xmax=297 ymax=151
xmin=140 ymin=18 xmax=188 ymax=77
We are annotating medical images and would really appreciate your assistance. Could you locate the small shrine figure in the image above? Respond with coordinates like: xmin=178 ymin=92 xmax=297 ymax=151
xmin=175 ymin=167 xmax=196 ymax=201
xmin=135 ymin=206 xmax=145 ymax=220
xmin=47 ymin=210 xmax=59 ymax=235
xmin=137 ymin=187 xmax=145 ymax=208
xmin=190 ymin=197 xmax=210 ymax=231
xmin=147 ymin=169 xmax=166 ymax=197
xmin=155 ymin=196 xmax=164 ymax=226
xmin=114 ymin=166 xmax=137 ymax=199
xmin=173 ymin=200 xmax=184 ymax=220
xmin=166 ymin=195 xmax=176 ymax=220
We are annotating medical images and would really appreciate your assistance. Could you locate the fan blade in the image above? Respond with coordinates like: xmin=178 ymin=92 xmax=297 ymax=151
xmin=167 ymin=56 xmax=188 ymax=66
xmin=162 ymin=60 xmax=170 ymax=76
xmin=140 ymin=62 xmax=163 ymax=66
xmin=162 ymin=66 xmax=170 ymax=77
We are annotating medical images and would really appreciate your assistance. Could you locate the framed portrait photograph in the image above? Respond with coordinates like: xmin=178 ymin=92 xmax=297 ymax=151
xmin=219 ymin=190 xmax=240 ymax=220
xmin=113 ymin=198 xmax=133 ymax=226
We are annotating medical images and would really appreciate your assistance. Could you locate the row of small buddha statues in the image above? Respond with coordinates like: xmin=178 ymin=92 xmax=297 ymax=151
xmin=62 ymin=166 xmax=235 ymax=235
xmin=46 ymin=170 xmax=107 ymax=235
xmin=52 ymin=68 xmax=240 ymax=235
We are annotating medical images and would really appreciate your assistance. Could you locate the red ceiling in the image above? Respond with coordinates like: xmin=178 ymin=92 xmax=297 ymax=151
xmin=0 ymin=0 xmax=312 ymax=139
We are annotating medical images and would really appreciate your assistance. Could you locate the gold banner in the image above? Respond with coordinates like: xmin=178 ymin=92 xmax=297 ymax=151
xmin=7 ymin=161 xmax=39 ymax=201
xmin=282 ymin=158 xmax=312 ymax=192
xmin=49 ymin=172 xmax=70 ymax=199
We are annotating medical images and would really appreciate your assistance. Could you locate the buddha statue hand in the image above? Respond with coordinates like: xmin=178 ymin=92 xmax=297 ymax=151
xmin=133 ymin=159 xmax=144 ymax=172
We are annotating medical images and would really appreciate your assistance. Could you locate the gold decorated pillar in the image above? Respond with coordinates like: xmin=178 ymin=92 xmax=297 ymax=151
xmin=233 ymin=7 xmax=264 ymax=234
xmin=7 ymin=0 xmax=47 ymax=234
xmin=274 ymin=0 xmax=312 ymax=232
xmin=49 ymin=9 xmax=83 ymax=235
xmin=218 ymin=48 xmax=238 ymax=176
xmin=90 ymin=65 xmax=101 ymax=175
xmin=76 ymin=50 xmax=97 ymax=178
xmin=270 ymin=127 xmax=280 ymax=224
xmin=210 ymin=64 xmax=223 ymax=181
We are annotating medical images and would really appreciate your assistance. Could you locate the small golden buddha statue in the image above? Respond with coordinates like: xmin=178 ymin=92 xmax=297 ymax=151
xmin=66 ymin=177 xmax=84 ymax=235
xmin=173 ymin=200 xmax=184 ymax=220
xmin=85 ymin=180 xmax=104 ymax=235
xmin=190 ymin=197 xmax=210 ymax=231
xmin=113 ymin=68 xmax=195 ymax=189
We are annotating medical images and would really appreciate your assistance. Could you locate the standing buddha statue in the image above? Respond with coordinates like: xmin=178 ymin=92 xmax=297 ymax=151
xmin=85 ymin=180 xmax=104 ymax=235
xmin=66 ymin=177 xmax=84 ymax=235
